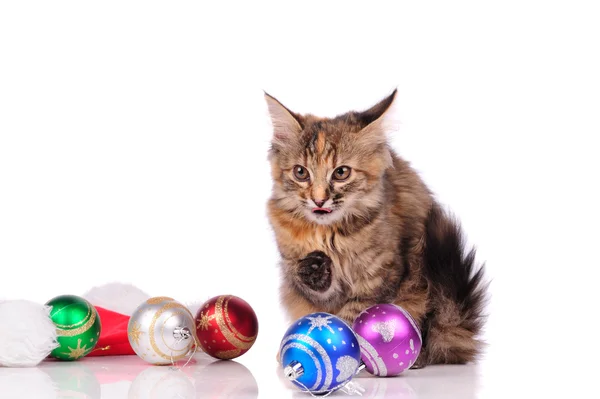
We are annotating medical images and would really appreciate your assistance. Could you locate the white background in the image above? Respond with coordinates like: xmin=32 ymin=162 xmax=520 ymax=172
xmin=1 ymin=1 xmax=599 ymax=398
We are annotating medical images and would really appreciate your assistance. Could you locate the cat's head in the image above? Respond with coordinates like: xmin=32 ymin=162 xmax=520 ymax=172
xmin=266 ymin=90 xmax=397 ymax=225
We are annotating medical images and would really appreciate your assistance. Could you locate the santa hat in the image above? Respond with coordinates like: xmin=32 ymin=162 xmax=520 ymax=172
xmin=0 ymin=283 xmax=205 ymax=366
xmin=82 ymin=282 xmax=150 ymax=357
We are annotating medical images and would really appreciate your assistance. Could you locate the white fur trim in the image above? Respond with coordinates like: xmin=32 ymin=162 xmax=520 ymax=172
xmin=0 ymin=300 xmax=59 ymax=367
xmin=183 ymin=299 xmax=209 ymax=318
xmin=82 ymin=282 xmax=150 ymax=316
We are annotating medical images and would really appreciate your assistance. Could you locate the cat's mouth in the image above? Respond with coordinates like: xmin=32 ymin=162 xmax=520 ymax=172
xmin=312 ymin=208 xmax=333 ymax=215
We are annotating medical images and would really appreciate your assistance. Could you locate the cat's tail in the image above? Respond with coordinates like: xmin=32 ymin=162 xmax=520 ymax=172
xmin=420 ymin=203 xmax=489 ymax=364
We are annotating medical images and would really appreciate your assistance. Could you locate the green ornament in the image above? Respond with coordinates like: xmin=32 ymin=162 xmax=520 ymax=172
xmin=45 ymin=294 xmax=102 ymax=361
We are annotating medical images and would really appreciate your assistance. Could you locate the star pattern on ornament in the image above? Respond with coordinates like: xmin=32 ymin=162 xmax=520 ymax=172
xmin=306 ymin=315 xmax=335 ymax=335
xmin=197 ymin=310 xmax=215 ymax=331
xmin=128 ymin=321 xmax=143 ymax=346
xmin=63 ymin=338 xmax=88 ymax=359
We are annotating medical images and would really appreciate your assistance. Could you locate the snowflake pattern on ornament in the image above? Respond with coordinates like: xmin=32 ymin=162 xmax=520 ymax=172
xmin=306 ymin=314 xmax=335 ymax=335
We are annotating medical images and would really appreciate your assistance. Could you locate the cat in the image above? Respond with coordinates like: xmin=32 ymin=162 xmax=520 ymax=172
xmin=265 ymin=89 xmax=488 ymax=367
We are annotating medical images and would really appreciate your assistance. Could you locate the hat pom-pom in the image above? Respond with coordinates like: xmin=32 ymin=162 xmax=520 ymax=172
xmin=0 ymin=300 xmax=59 ymax=367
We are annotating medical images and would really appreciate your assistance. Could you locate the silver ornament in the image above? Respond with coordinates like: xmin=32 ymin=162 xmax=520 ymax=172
xmin=127 ymin=296 xmax=196 ymax=365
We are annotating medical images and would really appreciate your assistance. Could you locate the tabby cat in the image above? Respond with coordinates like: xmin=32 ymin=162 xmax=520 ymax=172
xmin=265 ymin=89 xmax=487 ymax=367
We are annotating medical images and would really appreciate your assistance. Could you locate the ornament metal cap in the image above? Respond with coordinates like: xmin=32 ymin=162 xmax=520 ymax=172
xmin=173 ymin=327 xmax=192 ymax=341
xmin=356 ymin=362 xmax=366 ymax=373
xmin=284 ymin=360 xmax=304 ymax=380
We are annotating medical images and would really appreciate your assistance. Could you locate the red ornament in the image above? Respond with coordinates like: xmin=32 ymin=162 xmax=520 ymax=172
xmin=194 ymin=295 xmax=258 ymax=360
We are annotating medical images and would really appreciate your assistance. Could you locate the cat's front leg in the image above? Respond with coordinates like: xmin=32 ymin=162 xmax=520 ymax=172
xmin=336 ymin=299 xmax=376 ymax=326
xmin=277 ymin=253 xmax=333 ymax=364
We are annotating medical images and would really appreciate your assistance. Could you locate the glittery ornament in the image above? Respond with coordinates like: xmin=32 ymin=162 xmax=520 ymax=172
xmin=127 ymin=297 xmax=196 ymax=365
xmin=194 ymin=295 xmax=258 ymax=360
xmin=352 ymin=303 xmax=422 ymax=376
xmin=280 ymin=312 xmax=361 ymax=395
xmin=45 ymin=295 xmax=102 ymax=361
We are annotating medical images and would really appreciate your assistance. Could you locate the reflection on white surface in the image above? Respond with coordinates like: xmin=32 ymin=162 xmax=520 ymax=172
xmin=193 ymin=358 xmax=259 ymax=398
xmin=0 ymin=353 xmax=483 ymax=398
xmin=41 ymin=361 xmax=102 ymax=399
xmin=128 ymin=366 xmax=195 ymax=398
xmin=0 ymin=367 xmax=57 ymax=399
xmin=346 ymin=374 xmax=418 ymax=399
xmin=278 ymin=362 xmax=481 ymax=398
xmin=351 ymin=364 xmax=481 ymax=399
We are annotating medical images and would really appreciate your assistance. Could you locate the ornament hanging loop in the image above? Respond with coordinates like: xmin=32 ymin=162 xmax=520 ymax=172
xmin=169 ymin=326 xmax=197 ymax=370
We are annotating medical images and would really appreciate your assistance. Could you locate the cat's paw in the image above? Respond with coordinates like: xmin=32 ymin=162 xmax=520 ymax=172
xmin=410 ymin=354 xmax=427 ymax=370
xmin=297 ymin=251 xmax=332 ymax=292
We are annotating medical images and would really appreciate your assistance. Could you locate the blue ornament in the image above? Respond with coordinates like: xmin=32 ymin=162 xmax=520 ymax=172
xmin=279 ymin=312 xmax=361 ymax=394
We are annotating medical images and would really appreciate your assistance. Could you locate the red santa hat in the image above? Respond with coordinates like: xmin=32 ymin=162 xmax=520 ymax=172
xmin=82 ymin=282 xmax=150 ymax=357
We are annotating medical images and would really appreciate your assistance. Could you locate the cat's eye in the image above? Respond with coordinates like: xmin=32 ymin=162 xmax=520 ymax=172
xmin=333 ymin=166 xmax=351 ymax=181
xmin=293 ymin=165 xmax=310 ymax=182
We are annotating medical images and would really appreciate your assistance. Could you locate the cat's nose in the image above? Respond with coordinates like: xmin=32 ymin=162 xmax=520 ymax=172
xmin=313 ymin=199 xmax=328 ymax=207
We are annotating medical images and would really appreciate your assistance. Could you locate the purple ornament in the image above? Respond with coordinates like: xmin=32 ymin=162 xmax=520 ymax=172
xmin=352 ymin=303 xmax=422 ymax=377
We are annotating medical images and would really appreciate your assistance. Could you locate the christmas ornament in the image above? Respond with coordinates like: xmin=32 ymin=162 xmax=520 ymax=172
xmin=0 ymin=300 xmax=59 ymax=367
xmin=352 ymin=303 xmax=422 ymax=376
xmin=194 ymin=295 xmax=258 ymax=360
xmin=280 ymin=312 xmax=361 ymax=395
xmin=45 ymin=295 xmax=102 ymax=361
xmin=127 ymin=296 xmax=196 ymax=365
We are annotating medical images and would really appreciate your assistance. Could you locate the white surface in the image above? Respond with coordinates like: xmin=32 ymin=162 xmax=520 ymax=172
xmin=0 ymin=352 xmax=494 ymax=399
xmin=0 ymin=346 xmax=593 ymax=398
xmin=1 ymin=1 xmax=599 ymax=398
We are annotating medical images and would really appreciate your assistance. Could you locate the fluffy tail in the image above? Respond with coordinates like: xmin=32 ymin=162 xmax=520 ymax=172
xmin=420 ymin=203 xmax=488 ymax=364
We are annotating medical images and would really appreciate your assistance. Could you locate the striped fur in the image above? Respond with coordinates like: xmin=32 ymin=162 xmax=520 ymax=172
xmin=265 ymin=90 xmax=488 ymax=366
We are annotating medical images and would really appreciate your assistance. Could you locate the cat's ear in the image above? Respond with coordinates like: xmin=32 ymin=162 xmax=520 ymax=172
xmin=264 ymin=92 xmax=303 ymax=147
xmin=356 ymin=89 xmax=398 ymax=146
xmin=355 ymin=89 xmax=397 ymax=168
xmin=358 ymin=88 xmax=397 ymax=128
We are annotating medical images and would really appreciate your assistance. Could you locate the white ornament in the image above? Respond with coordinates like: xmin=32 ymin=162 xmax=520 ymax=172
xmin=0 ymin=300 xmax=58 ymax=367
xmin=127 ymin=297 xmax=196 ymax=365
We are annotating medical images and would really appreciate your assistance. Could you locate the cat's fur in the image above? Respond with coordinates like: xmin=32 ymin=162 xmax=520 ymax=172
xmin=265 ymin=89 xmax=488 ymax=366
